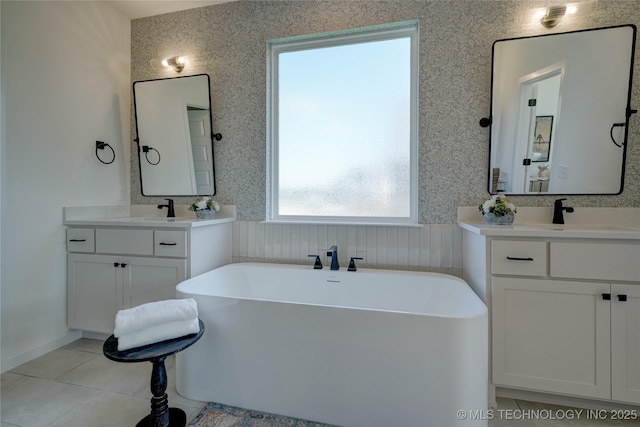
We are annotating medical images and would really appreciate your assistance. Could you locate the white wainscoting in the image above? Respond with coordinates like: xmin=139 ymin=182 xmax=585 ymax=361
xmin=232 ymin=221 xmax=463 ymax=276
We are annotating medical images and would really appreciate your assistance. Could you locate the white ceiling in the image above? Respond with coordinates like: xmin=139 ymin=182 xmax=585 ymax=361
xmin=106 ymin=0 xmax=233 ymax=20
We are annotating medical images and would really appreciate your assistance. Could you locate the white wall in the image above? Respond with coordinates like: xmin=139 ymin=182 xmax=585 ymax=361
xmin=0 ymin=1 xmax=130 ymax=371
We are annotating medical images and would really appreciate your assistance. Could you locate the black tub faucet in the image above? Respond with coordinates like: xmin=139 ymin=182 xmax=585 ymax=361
xmin=307 ymin=255 xmax=323 ymax=269
xmin=552 ymin=198 xmax=574 ymax=224
xmin=348 ymin=257 xmax=364 ymax=271
xmin=158 ymin=198 xmax=175 ymax=218
xmin=327 ymin=245 xmax=339 ymax=270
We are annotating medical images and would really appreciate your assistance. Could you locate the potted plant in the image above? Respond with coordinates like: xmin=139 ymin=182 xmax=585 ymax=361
xmin=478 ymin=194 xmax=517 ymax=225
xmin=537 ymin=164 xmax=550 ymax=178
xmin=188 ymin=196 xmax=220 ymax=219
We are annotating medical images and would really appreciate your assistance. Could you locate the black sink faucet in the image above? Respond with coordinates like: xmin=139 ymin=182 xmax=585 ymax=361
xmin=157 ymin=198 xmax=175 ymax=218
xmin=552 ymin=198 xmax=574 ymax=224
xmin=327 ymin=245 xmax=339 ymax=270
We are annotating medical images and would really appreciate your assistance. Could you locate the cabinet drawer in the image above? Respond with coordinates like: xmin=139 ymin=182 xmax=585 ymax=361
xmin=154 ymin=230 xmax=187 ymax=258
xmin=550 ymin=242 xmax=640 ymax=282
xmin=492 ymin=240 xmax=547 ymax=276
xmin=95 ymin=229 xmax=153 ymax=255
xmin=66 ymin=228 xmax=95 ymax=253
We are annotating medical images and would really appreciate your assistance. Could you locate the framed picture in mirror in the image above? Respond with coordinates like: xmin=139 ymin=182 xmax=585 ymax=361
xmin=532 ymin=115 xmax=553 ymax=162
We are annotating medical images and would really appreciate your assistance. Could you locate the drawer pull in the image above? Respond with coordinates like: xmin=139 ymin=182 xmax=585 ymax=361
xmin=114 ymin=262 xmax=120 ymax=267
xmin=159 ymin=242 xmax=177 ymax=246
xmin=506 ymin=256 xmax=534 ymax=261
xmin=120 ymin=263 xmax=127 ymax=268
xmin=618 ymin=294 xmax=628 ymax=302
xmin=69 ymin=239 xmax=87 ymax=242
xmin=602 ymin=293 xmax=611 ymax=300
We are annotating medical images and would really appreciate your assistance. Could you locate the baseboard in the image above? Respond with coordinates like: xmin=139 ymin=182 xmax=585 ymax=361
xmin=81 ymin=330 xmax=110 ymax=341
xmin=1 ymin=329 xmax=82 ymax=373
xmin=496 ymin=386 xmax=639 ymax=411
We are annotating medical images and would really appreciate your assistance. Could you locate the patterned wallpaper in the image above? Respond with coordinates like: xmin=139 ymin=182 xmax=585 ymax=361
xmin=131 ymin=0 xmax=640 ymax=224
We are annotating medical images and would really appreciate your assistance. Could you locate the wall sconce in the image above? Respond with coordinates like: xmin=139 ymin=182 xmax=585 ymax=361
xmin=162 ymin=56 xmax=186 ymax=72
xmin=540 ymin=5 xmax=570 ymax=28
xmin=534 ymin=1 xmax=595 ymax=28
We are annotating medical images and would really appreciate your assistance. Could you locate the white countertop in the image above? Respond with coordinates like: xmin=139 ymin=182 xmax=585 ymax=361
xmin=457 ymin=221 xmax=640 ymax=240
xmin=457 ymin=206 xmax=640 ymax=240
xmin=63 ymin=204 xmax=236 ymax=229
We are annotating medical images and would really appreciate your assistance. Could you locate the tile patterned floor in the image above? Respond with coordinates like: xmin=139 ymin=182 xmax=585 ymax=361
xmin=1 ymin=339 xmax=206 ymax=427
xmin=1 ymin=338 xmax=638 ymax=426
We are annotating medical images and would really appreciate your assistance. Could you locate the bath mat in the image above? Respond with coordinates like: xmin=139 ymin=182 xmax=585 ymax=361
xmin=188 ymin=402 xmax=340 ymax=427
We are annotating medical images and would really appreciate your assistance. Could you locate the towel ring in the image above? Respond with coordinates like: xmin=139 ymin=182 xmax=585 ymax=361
xmin=142 ymin=146 xmax=161 ymax=165
xmin=95 ymin=141 xmax=115 ymax=165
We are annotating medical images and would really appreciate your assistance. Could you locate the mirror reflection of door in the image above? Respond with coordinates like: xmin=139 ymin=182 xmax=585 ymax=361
xmin=513 ymin=65 xmax=563 ymax=194
xmin=188 ymin=108 xmax=214 ymax=195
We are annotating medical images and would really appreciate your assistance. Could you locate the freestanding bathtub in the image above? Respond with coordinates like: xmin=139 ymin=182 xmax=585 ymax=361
xmin=176 ymin=262 xmax=487 ymax=427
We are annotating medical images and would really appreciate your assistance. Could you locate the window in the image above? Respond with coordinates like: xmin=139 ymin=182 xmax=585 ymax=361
xmin=267 ymin=22 xmax=418 ymax=224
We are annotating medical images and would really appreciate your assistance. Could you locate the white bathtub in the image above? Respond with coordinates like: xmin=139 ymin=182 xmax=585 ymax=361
xmin=176 ymin=262 xmax=488 ymax=427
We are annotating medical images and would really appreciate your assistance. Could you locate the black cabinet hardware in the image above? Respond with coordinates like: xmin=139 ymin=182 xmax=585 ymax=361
xmin=506 ymin=256 xmax=534 ymax=261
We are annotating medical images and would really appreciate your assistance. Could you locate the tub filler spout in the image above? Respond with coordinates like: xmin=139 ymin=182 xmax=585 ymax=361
xmin=327 ymin=245 xmax=339 ymax=270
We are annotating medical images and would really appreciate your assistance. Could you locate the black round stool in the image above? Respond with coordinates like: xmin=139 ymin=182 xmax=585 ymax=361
xmin=103 ymin=319 xmax=204 ymax=427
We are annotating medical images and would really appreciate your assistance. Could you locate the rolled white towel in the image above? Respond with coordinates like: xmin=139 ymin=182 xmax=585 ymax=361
xmin=117 ymin=318 xmax=200 ymax=351
xmin=114 ymin=298 xmax=198 ymax=338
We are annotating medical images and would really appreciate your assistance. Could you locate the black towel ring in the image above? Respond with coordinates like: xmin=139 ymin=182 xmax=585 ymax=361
xmin=610 ymin=123 xmax=625 ymax=147
xmin=95 ymin=141 xmax=115 ymax=164
xmin=142 ymin=146 xmax=161 ymax=165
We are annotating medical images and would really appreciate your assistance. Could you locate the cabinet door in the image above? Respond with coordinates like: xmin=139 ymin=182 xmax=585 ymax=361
xmin=611 ymin=283 xmax=640 ymax=404
xmin=67 ymin=254 xmax=123 ymax=333
xmin=492 ymin=277 xmax=611 ymax=399
xmin=123 ymin=258 xmax=187 ymax=308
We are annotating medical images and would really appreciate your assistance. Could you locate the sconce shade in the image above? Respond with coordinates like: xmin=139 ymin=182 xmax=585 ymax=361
xmin=540 ymin=6 xmax=567 ymax=28
xmin=162 ymin=56 xmax=186 ymax=72
xmin=540 ymin=5 xmax=567 ymax=28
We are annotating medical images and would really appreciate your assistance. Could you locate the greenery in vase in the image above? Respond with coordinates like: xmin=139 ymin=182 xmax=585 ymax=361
xmin=188 ymin=196 xmax=220 ymax=212
xmin=478 ymin=194 xmax=516 ymax=218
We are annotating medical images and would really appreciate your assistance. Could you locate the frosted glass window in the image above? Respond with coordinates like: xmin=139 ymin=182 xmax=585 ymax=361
xmin=268 ymin=24 xmax=418 ymax=224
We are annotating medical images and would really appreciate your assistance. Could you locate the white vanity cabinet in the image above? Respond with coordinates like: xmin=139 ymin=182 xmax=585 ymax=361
xmin=611 ymin=283 xmax=640 ymax=404
xmin=492 ymin=276 xmax=612 ymax=399
xmin=67 ymin=254 xmax=187 ymax=332
xmin=460 ymin=223 xmax=640 ymax=407
xmin=66 ymin=220 xmax=232 ymax=334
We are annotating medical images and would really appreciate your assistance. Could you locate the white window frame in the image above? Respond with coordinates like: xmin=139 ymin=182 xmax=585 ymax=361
xmin=267 ymin=22 xmax=419 ymax=225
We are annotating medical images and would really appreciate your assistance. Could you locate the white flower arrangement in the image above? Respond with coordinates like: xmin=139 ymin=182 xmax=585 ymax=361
xmin=479 ymin=194 xmax=516 ymax=218
xmin=188 ymin=196 xmax=220 ymax=212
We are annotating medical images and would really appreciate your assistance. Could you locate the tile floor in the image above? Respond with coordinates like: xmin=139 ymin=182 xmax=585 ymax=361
xmin=1 ymin=338 xmax=638 ymax=426
xmin=1 ymin=338 xmax=205 ymax=427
